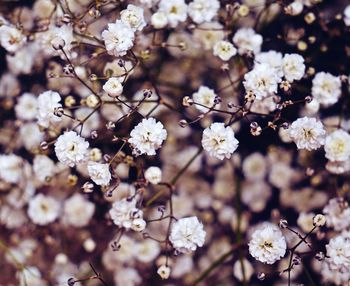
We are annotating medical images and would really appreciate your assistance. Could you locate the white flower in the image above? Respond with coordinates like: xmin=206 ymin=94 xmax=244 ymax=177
xmin=33 ymin=155 xmax=55 ymax=183
xmin=311 ymin=72 xmax=341 ymax=107
xmin=242 ymin=152 xmax=267 ymax=181
xmin=192 ymin=86 xmax=217 ymax=112
xmin=248 ymin=224 xmax=287 ymax=264
xmin=102 ymin=20 xmax=135 ymax=57
xmin=0 ymin=154 xmax=22 ymax=184
xmin=324 ymin=130 xmax=350 ymax=162
xmin=128 ymin=118 xmax=167 ymax=156
xmin=54 ymin=131 xmax=89 ymax=167
xmin=18 ymin=267 xmax=46 ymax=286
xmin=326 ymin=234 xmax=350 ymax=271
xmin=87 ymin=162 xmax=111 ymax=186
xmin=202 ymin=122 xmax=239 ymax=160
xmin=287 ymin=1 xmax=304 ymax=16
xmin=282 ymin=53 xmax=305 ymax=82
xmin=344 ymin=5 xmax=350 ymax=26
xmin=151 ymin=12 xmax=168 ymax=29
xmin=0 ymin=25 xmax=26 ymax=53
xmin=213 ymin=40 xmax=237 ymax=61
xmin=103 ymin=77 xmax=123 ymax=97
xmin=109 ymin=198 xmax=146 ymax=231
xmin=63 ymin=194 xmax=95 ymax=227
xmin=15 ymin=93 xmax=38 ymax=121
xmin=288 ymin=117 xmax=326 ymax=150
xmin=232 ymin=28 xmax=263 ymax=55
xmin=188 ymin=0 xmax=220 ymax=24
xmin=255 ymin=50 xmax=283 ymax=77
xmin=120 ymin=4 xmax=146 ymax=32
xmin=158 ymin=0 xmax=188 ymax=28
xmin=19 ymin=123 xmax=44 ymax=151
xmin=193 ymin=22 xmax=224 ymax=50
xmin=37 ymin=90 xmax=62 ymax=128
xmin=243 ymin=63 xmax=281 ymax=100
xmin=323 ymin=198 xmax=350 ymax=231
xmin=169 ymin=216 xmax=206 ymax=253
xmin=144 ymin=166 xmax=162 ymax=184
xmin=27 ymin=194 xmax=60 ymax=225
xmin=135 ymin=240 xmax=160 ymax=263
xmin=157 ymin=265 xmax=171 ymax=280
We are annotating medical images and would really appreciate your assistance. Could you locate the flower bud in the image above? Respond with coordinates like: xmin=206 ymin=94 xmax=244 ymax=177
xmin=157 ymin=265 xmax=171 ymax=280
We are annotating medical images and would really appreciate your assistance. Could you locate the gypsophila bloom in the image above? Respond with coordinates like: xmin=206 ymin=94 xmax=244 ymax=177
xmin=323 ymin=198 xmax=350 ymax=231
xmin=243 ymin=63 xmax=281 ymax=100
xmin=324 ymin=130 xmax=350 ymax=162
xmin=188 ymin=0 xmax=220 ymax=24
xmin=311 ymin=72 xmax=341 ymax=107
xmin=33 ymin=155 xmax=55 ymax=183
xmin=248 ymin=224 xmax=287 ymax=264
xmin=344 ymin=5 xmax=350 ymax=26
xmin=192 ymin=86 xmax=217 ymax=112
xmin=213 ymin=40 xmax=237 ymax=61
xmin=0 ymin=25 xmax=26 ymax=53
xmin=54 ymin=131 xmax=89 ymax=167
xmin=109 ymin=198 xmax=146 ymax=231
xmin=169 ymin=216 xmax=206 ymax=253
xmin=144 ymin=166 xmax=162 ymax=184
xmin=233 ymin=27 xmax=263 ymax=55
xmin=120 ymin=4 xmax=146 ymax=32
xmin=37 ymin=90 xmax=62 ymax=128
xmin=202 ymin=123 xmax=239 ymax=160
xmin=103 ymin=77 xmax=123 ymax=97
xmin=157 ymin=265 xmax=171 ymax=280
xmin=151 ymin=11 xmax=168 ymax=29
xmin=63 ymin=194 xmax=95 ymax=227
xmin=242 ymin=152 xmax=267 ymax=181
xmin=27 ymin=194 xmax=60 ymax=226
xmin=313 ymin=214 xmax=326 ymax=227
xmin=128 ymin=118 xmax=167 ymax=156
xmin=288 ymin=117 xmax=326 ymax=150
xmin=87 ymin=162 xmax=111 ymax=186
xmin=15 ymin=93 xmax=38 ymax=121
xmin=282 ymin=53 xmax=305 ymax=82
xmin=0 ymin=154 xmax=22 ymax=184
xmin=158 ymin=0 xmax=188 ymax=28
xmin=326 ymin=234 xmax=350 ymax=271
xmin=255 ymin=50 xmax=283 ymax=77
xmin=102 ymin=20 xmax=135 ymax=57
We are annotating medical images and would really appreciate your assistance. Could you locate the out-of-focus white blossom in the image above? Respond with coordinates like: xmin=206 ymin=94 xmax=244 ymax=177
xmin=326 ymin=234 xmax=350 ymax=271
xmin=0 ymin=154 xmax=22 ymax=184
xmin=33 ymin=155 xmax=55 ymax=183
xmin=0 ymin=25 xmax=26 ymax=53
xmin=103 ymin=77 xmax=124 ymax=97
xmin=324 ymin=129 xmax=350 ymax=162
xmin=311 ymin=72 xmax=341 ymax=107
xmin=192 ymin=86 xmax=217 ymax=112
xmin=151 ymin=12 xmax=168 ymax=29
xmin=120 ymin=4 xmax=146 ymax=32
xmin=37 ymin=90 xmax=62 ymax=128
xmin=188 ymin=0 xmax=220 ymax=24
xmin=233 ymin=28 xmax=263 ymax=55
xmin=28 ymin=194 xmax=60 ymax=225
xmin=344 ymin=5 xmax=350 ymax=26
xmin=63 ymin=193 xmax=95 ymax=227
xmin=323 ymin=198 xmax=350 ymax=231
xmin=158 ymin=0 xmax=187 ymax=28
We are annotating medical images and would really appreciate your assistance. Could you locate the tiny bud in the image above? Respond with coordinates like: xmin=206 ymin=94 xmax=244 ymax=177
xmin=281 ymin=122 xmax=289 ymax=129
xmin=53 ymin=107 xmax=64 ymax=117
xmin=179 ymin=119 xmax=188 ymax=128
xmin=179 ymin=41 xmax=186 ymax=51
xmin=40 ymin=141 xmax=49 ymax=150
xmin=64 ymin=96 xmax=76 ymax=107
xmin=67 ymin=278 xmax=75 ymax=286
xmin=214 ymin=96 xmax=222 ymax=104
xmin=131 ymin=218 xmax=146 ymax=232
xmin=182 ymin=96 xmax=193 ymax=107
xmin=279 ymin=219 xmax=288 ymax=229
xmin=82 ymin=181 xmax=94 ymax=193
xmin=313 ymin=214 xmax=326 ymax=227
xmin=62 ymin=14 xmax=72 ymax=23
xmin=293 ymin=255 xmax=301 ymax=266
xmin=157 ymin=265 xmax=171 ymax=280
xmin=51 ymin=36 xmax=65 ymax=50
xmin=305 ymin=96 xmax=313 ymax=103
xmin=245 ymin=90 xmax=255 ymax=102
xmin=91 ymin=130 xmax=98 ymax=139
xmin=304 ymin=12 xmax=316 ymax=24
xmin=305 ymin=167 xmax=314 ymax=176
xmin=106 ymin=121 xmax=116 ymax=130
xmin=257 ymin=272 xmax=265 ymax=281
xmin=143 ymin=89 xmax=152 ymax=98
xmin=63 ymin=64 xmax=74 ymax=74
xmin=86 ymin=94 xmax=99 ymax=108
xmin=280 ymin=80 xmax=291 ymax=92
xmin=118 ymin=59 xmax=124 ymax=67
xmin=104 ymin=154 xmax=111 ymax=162
xmin=89 ymin=74 xmax=98 ymax=81
xmin=315 ymin=251 xmax=325 ymax=261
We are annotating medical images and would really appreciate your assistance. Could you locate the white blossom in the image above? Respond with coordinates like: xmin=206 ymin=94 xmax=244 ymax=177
xmin=157 ymin=265 xmax=171 ymax=280
xmin=326 ymin=234 xmax=350 ymax=271
xmin=188 ymin=0 xmax=220 ymax=24
xmin=169 ymin=216 xmax=206 ymax=253
xmin=15 ymin=93 xmax=38 ymax=121
xmin=102 ymin=20 xmax=135 ymax=57
xmin=128 ymin=118 xmax=167 ymax=156
xmin=33 ymin=155 xmax=55 ymax=183
xmin=158 ymin=0 xmax=187 ymax=28
xmin=213 ymin=40 xmax=237 ymax=61
xmin=344 ymin=5 xmax=350 ymax=26
xmin=135 ymin=240 xmax=160 ymax=263
xmin=255 ymin=50 xmax=283 ymax=77
xmin=109 ymin=198 xmax=146 ymax=231
xmin=323 ymin=198 xmax=350 ymax=231
xmin=324 ymin=129 xmax=350 ymax=162
xmin=27 ymin=194 xmax=60 ymax=225
xmin=151 ymin=12 xmax=168 ymax=29
xmin=87 ymin=162 xmax=111 ymax=186
xmin=192 ymin=86 xmax=217 ymax=112
xmin=248 ymin=224 xmax=287 ymax=264
xmin=120 ymin=4 xmax=146 ymax=32
xmin=63 ymin=194 xmax=95 ymax=227
xmin=202 ymin=122 xmax=239 ymax=160
xmin=288 ymin=117 xmax=326 ymax=150
xmin=37 ymin=90 xmax=62 ymax=128
xmin=103 ymin=77 xmax=123 ymax=97
xmin=311 ymin=72 xmax=341 ymax=107
xmin=0 ymin=154 xmax=22 ymax=184
xmin=232 ymin=28 xmax=263 ymax=55
xmin=54 ymin=131 xmax=89 ymax=167
xmin=0 ymin=25 xmax=26 ymax=53
xmin=242 ymin=152 xmax=267 ymax=181
xmin=282 ymin=53 xmax=305 ymax=82
xmin=243 ymin=63 xmax=281 ymax=100
xmin=144 ymin=166 xmax=162 ymax=184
